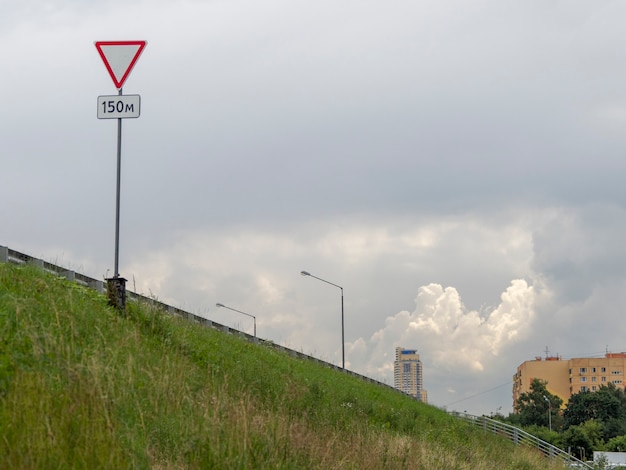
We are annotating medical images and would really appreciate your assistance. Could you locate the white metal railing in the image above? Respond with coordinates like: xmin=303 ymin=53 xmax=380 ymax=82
xmin=449 ymin=412 xmax=594 ymax=469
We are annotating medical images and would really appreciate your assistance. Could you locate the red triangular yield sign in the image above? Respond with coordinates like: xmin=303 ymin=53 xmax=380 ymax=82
xmin=95 ymin=40 xmax=147 ymax=89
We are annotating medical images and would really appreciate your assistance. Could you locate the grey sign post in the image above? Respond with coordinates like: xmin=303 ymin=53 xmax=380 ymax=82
xmin=95 ymin=40 xmax=147 ymax=310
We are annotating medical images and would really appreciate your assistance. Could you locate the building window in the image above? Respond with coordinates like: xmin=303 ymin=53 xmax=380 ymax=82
xmin=614 ymin=380 xmax=623 ymax=385
xmin=581 ymin=377 xmax=588 ymax=382
xmin=581 ymin=386 xmax=588 ymax=392
xmin=592 ymin=386 xmax=597 ymax=391
xmin=580 ymin=368 xmax=587 ymax=374
xmin=592 ymin=376 xmax=597 ymax=382
xmin=602 ymin=377 xmax=607 ymax=382
xmin=612 ymin=370 xmax=623 ymax=375
xmin=592 ymin=367 xmax=596 ymax=373
xmin=602 ymin=367 xmax=607 ymax=373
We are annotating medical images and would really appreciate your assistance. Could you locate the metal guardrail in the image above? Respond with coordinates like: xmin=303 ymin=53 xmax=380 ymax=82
xmin=450 ymin=412 xmax=594 ymax=469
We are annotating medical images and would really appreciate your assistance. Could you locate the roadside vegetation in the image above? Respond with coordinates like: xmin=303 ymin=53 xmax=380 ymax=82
xmin=0 ymin=262 xmax=565 ymax=469
xmin=498 ymin=378 xmax=626 ymax=466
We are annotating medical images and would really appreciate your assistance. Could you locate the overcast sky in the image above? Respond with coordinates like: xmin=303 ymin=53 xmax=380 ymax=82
xmin=4 ymin=0 xmax=626 ymax=416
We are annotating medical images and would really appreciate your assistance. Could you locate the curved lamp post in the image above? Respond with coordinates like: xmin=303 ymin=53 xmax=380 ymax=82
xmin=216 ymin=303 xmax=256 ymax=338
xmin=300 ymin=270 xmax=344 ymax=369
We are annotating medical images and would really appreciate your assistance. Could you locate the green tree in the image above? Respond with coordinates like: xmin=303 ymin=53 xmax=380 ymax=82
xmin=605 ymin=434 xmax=626 ymax=452
xmin=561 ymin=421 xmax=602 ymax=462
xmin=515 ymin=378 xmax=563 ymax=428
xmin=602 ymin=417 xmax=626 ymax=441
xmin=564 ymin=383 xmax=626 ymax=440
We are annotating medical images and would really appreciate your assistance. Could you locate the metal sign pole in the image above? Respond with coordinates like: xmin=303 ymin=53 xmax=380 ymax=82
xmin=107 ymin=87 xmax=127 ymax=311
xmin=114 ymin=87 xmax=122 ymax=278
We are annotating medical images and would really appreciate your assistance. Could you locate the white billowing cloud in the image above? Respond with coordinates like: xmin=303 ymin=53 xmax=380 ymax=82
xmin=486 ymin=280 xmax=536 ymax=355
xmin=351 ymin=278 xmax=538 ymax=392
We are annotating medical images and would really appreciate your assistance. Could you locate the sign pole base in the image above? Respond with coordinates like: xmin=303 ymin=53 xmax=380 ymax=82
xmin=106 ymin=277 xmax=127 ymax=312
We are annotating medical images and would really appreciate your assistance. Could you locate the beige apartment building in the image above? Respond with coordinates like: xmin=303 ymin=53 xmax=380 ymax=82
xmin=394 ymin=347 xmax=428 ymax=403
xmin=513 ymin=353 xmax=626 ymax=409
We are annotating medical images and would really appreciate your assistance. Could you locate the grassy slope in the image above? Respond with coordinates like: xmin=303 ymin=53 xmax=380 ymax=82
xmin=0 ymin=263 xmax=563 ymax=469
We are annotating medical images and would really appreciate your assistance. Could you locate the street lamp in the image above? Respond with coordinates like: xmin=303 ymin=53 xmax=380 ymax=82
xmin=300 ymin=270 xmax=344 ymax=369
xmin=215 ymin=303 xmax=256 ymax=338
xmin=543 ymin=395 xmax=552 ymax=431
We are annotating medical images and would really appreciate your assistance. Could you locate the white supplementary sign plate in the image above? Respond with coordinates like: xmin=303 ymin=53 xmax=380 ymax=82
xmin=97 ymin=95 xmax=141 ymax=119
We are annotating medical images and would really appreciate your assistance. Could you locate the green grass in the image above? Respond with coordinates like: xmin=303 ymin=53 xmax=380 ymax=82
xmin=0 ymin=262 xmax=565 ymax=469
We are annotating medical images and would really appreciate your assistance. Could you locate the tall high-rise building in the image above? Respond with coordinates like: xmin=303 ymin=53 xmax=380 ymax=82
xmin=394 ymin=347 xmax=427 ymax=403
